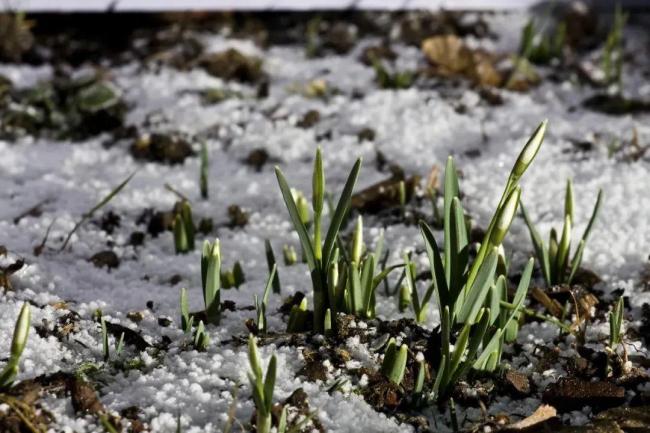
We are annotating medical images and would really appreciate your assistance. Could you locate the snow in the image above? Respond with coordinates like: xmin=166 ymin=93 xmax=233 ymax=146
xmin=1 ymin=10 xmax=649 ymax=432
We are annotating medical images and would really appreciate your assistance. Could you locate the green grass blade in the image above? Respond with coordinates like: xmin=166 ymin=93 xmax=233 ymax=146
xmin=264 ymin=355 xmax=277 ymax=413
xmin=419 ymin=221 xmax=450 ymax=310
xmin=579 ymin=188 xmax=603 ymax=244
xmin=456 ymin=248 xmax=498 ymax=324
xmin=443 ymin=156 xmax=460 ymax=287
xmin=521 ymin=202 xmax=551 ymax=286
xmin=275 ymin=167 xmax=317 ymax=271
xmin=449 ymin=197 xmax=469 ymax=300
xmin=322 ymin=158 xmax=362 ymax=268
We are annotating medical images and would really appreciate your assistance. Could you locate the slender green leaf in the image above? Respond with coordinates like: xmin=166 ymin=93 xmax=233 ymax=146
xmin=275 ymin=167 xmax=317 ymax=271
xmin=322 ymin=158 xmax=362 ymax=268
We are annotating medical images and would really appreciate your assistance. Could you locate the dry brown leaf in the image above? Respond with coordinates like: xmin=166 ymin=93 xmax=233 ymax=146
xmin=422 ymin=35 xmax=503 ymax=87
xmin=505 ymin=404 xmax=557 ymax=431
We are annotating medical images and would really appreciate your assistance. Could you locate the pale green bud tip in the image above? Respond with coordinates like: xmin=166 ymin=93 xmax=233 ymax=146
xmin=491 ymin=186 xmax=520 ymax=246
xmin=351 ymin=215 xmax=363 ymax=263
xmin=514 ymin=119 xmax=547 ymax=177
xmin=11 ymin=303 xmax=30 ymax=358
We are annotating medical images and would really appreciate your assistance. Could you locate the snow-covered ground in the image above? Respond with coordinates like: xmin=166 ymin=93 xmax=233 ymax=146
xmin=1 ymin=10 xmax=649 ymax=433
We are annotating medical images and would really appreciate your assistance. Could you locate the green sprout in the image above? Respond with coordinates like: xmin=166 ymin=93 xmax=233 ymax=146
xmin=602 ymin=5 xmax=627 ymax=88
xmin=200 ymin=142 xmax=209 ymax=200
xmin=286 ymin=298 xmax=309 ymax=333
xmin=202 ymin=239 xmax=222 ymax=325
xmin=609 ymin=296 xmax=624 ymax=349
xmin=221 ymin=261 xmax=245 ymax=289
xmin=60 ymin=172 xmax=135 ymax=251
xmin=193 ymin=320 xmax=210 ymax=351
xmin=417 ymin=121 xmax=546 ymax=401
xmin=264 ymin=240 xmax=281 ymax=293
xmin=255 ymin=265 xmax=277 ymax=334
xmin=248 ymin=334 xmax=277 ymax=433
xmin=380 ymin=338 xmax=408 ymax=386
xmin=283 ymin=244 xmax=297 ymax=266
xmin=179 ymin=287 xmax=194 ymax=333
xmin=372 ymin=58 xmax=414 ymax=89
xmin=100 ymin=316 xmax=125 ymax=362
xmin=0 ymin=303 xmax=31 ymax=389
xmin=174 ymin=201 xmax=195 ymax=254
xmin=275 ymin=147 xmax=361 ymax=332
xmin=328 ymin=219 xmax=402 ymax=321
xmin=518 ymin=18 xmax=566 ymax=65
xmin=522 ymin=179 xmax=603 ymax=287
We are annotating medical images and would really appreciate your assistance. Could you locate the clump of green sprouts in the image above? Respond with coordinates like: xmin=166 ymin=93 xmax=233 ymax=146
xmin=0 ymin=303 xmax=31 ymax=389
xmin=275 ymin=147 xmax=361 ymax=332
xmin=418 ymin=120 xmax=546 ymax=401
xmin=521 ymin=179 xmax=603 ymax=287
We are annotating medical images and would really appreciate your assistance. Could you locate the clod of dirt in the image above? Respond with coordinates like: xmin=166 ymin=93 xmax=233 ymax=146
xmin=583 ymin=94 xmax=650 ymax=115
xmin=98 ymin=211 xmax=121 ymax=234
xmin=227 ymin=205 xmax=249 ymax=228
xmin=199 ymin=48 xmax=264 ymax=83
xmin=71 ymin=379 xmax=104 ymax=415
xmin=104 ymin=321 xmax=151 ymax=352
xmin=244 ymin=148 xmax=270 ymax=171
xmin=298 ymin=348 xmax=328 ymax=382
xmin=130 ymin=133 xmax=195 ymax=165
xmin=88 ymin=250 xmax=120 ymax=269
xmin=542 ymin=377 xmax=625 ymax=412
xmin=296 ymin=109 xmax=320 ymax=128
xmin=357 ymin=127 xmax=376 ymax=143
xmin=129 ymin=231 xmax=145 ymax=247
xmin=198 ymin=218 xmax=213 ymax=234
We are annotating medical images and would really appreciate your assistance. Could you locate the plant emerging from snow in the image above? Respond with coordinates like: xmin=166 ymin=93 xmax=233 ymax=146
xmin=609 ymin=296 xmax=624 ymax=349
xmin=381 ymin=338 xmax=408 ymax=386
xmin=201 ymin=239 xmax=222 ymax=325
xmin=254 ymin=265 xmax=277 ymax=334
xmin=275 ymin=147 xmax=361 ymax=333
xmin=419 ymin=121 xmax=546 ymax=401
xmin=521 ymin=179 xmax=603 ymax=287
xmin=0 ymin=303 xmax=30 ymax=389
xmin=174 ymin=201 xmax=195 ymax=254
xmin=247 ymin=334 xmax=277 ymax=433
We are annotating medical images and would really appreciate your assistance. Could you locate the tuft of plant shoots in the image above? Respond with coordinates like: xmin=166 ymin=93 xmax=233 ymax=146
xmin=200 ymin=142 xmax=209 ymax=199
xmin=381 ymin=338 xmax=408 ymax=386
xmin=201 ymin=239 xmax=222 ymax=325
xmin=247 ymin=334 xmax=277 ymax=433
xmin=417 ymin=121 xmax=545 ymax=401
xmin=193 ymin=320 xmax=210 ymax=351
xmin=221 ymin=261 xmax=245 ymax=289
xmin=609 ymin=296 xmax=624 ymax=349
xmin=174 ymin=201 xmax=195 ymax=254
xmin=275 ymin=147 xmax=362 ymax=332
xmin=521 ymin=179 xmax=603 ymax=286
xmin=0 ymin=303 xmax=31 ymax=389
